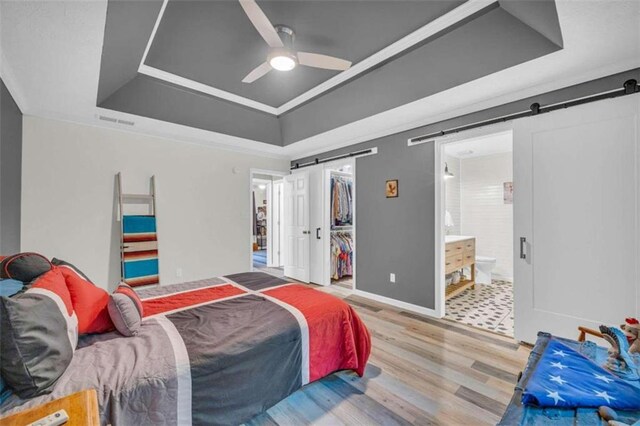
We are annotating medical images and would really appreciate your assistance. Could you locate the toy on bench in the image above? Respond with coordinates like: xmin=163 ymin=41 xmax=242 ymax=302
xmin=578 ymin=319 xmax=640 ymax=381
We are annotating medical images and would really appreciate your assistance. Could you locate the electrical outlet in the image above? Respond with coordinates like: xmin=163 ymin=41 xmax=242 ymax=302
xmin=390 ymin=273 xmax=396 ymax=283
xmin=176 ymin=268 xmax=183 ymax=278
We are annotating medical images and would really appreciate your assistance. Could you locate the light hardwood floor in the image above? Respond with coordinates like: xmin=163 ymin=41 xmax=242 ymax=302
xmin=247 ymin=285 xmax=530 ymax=426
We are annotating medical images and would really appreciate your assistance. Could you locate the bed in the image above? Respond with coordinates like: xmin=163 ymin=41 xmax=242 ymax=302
xmin=0 ymin=272 xmax=371 ymax=425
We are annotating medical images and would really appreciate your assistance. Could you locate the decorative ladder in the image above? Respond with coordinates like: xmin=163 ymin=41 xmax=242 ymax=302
xmin=116 ymin=173 xmax=160 ymax=287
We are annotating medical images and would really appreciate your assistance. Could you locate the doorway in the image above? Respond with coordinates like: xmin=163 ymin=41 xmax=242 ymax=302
xmin=323 ymin=160 xmax=355 ymax=290
xmin=437 ymin=128 xmax=514 ymax=336
xmin=250 ymin=170 xmax=286 ymax=277
xmin=286 ymin=158 xmax=356 ymax=289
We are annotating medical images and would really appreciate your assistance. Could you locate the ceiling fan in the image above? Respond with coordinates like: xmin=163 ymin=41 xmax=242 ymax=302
xmin=239 ymin=0 xmax=352 ymax=83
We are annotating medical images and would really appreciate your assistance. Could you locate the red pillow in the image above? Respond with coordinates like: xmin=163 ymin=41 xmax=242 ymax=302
xmin=29 ymin=267 xmax=79 ymax=348
xmin=59 ymin=266 xmax=113 ymax=334
xmin=31 ymin=267 xmax=74 ymax=317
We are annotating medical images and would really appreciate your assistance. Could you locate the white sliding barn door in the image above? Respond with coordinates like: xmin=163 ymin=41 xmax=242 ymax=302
xmin=514 ymin=95 xmax=640 ymax=344
xmin=284 ymin=172 xmax=310 ymax=282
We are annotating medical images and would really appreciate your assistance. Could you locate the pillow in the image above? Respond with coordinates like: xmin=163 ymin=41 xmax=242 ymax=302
xmin=0 ymin=268 xmax=78 ymax=398
xmin=58 ymin=265 xmax=113 ymax=334
xmin=0 ymin=252 xmax=52 ymax=283
xmin=51 ymin=258 xmax=94 ymax=284
xmin=108 ymin=283 xmax=144 ymax=337
xmin=0 ymin=279 xmax=24 ymax=297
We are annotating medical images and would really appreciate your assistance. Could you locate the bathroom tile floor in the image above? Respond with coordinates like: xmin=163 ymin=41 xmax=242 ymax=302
xmin=445 ymin=279 xmax=514 ymax=336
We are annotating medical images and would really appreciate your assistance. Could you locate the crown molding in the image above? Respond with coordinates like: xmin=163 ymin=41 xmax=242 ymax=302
xmin=139 ymin=64 xmax=279 ymax=114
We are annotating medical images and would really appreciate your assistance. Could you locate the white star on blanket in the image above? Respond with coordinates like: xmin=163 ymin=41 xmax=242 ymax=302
xmin=549 ymin=375 xmax=567 ymax=385
xmin=546 ymin=390 xmax=565 ymax=405
xmin=594 ymin=390 xmax=616 ymax=404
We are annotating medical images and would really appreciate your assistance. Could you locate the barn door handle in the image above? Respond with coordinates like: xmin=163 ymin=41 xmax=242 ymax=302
xmin=316 ymin=228 xmax=321 ymax=239
xmin=520 ymin=237 xmax=527 ymax=259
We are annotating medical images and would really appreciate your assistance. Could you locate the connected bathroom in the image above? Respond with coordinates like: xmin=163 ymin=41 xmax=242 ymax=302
xmin=441 ymin=131 xmax=514 ymax=336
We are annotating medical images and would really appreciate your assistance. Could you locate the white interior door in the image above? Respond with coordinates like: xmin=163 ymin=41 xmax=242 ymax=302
xmin=266 ymin=181 xmax=275 ymax=267
xmin=514 ymin=95 xmax=640 ymax=344
xmin=284 ymin=172 xmax=310 ymax=282
xmin=271 ymin=181 xmax=284 ymax=267
xmin=308 ymin=165 xmax=325 ymax=285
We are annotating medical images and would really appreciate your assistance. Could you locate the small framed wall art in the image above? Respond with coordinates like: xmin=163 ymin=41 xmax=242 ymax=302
xmin=386 ymin=179 xmax=398 ymax=198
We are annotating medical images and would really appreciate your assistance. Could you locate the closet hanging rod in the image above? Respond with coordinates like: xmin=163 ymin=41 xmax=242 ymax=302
xmin=408 ymin=78 xmax=639 ymax=145
xmin=291 ymin=147 xmax=377 ymax=170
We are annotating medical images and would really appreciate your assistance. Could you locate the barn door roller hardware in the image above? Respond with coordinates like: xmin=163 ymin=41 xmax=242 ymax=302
xmin=409 ymin=79 xmax=639 ymax=145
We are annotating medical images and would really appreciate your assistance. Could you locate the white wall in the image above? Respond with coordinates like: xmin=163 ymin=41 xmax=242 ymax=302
xmin=21 ymin=116 xmax=289 ymax=290
xmin=443 ymin=155 xmax=461 ymax=235
xmin=459 ymin=152 xmax=513 ymax=279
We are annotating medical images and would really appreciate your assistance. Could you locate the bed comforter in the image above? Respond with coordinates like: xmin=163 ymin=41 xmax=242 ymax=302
xmin=0 ymin=272 xmax=371 ymax=425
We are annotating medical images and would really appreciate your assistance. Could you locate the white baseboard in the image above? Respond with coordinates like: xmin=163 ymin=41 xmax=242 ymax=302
xmin=352 ymin=289 xmax=443 ymax=318
xmin=492 ymin=274 xmax=513 ymax=282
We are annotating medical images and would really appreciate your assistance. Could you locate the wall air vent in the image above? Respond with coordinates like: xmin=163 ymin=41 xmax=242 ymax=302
xmin=97 ymin=115 xmax=135 ymax=126
xmin=98 ymin=115 xmax=117 ymax=123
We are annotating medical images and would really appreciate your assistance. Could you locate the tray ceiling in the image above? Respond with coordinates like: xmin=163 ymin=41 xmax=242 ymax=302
xmin=143 ymin=0 xmax=465 ymax=108
xmin=96 ymin=0 xmax=564 ymax=147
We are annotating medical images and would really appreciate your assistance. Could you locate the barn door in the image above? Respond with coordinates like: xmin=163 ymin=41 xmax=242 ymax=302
xmin=513 ymin=95 xmax=639 ymax=343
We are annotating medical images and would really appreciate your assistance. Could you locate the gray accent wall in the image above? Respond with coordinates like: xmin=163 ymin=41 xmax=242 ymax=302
xmin=293 ymin=68 xmax=640 ymax=310
xmin=0 ymin=78 xmax=23 ymax=254
xmin=357 ymin=138 xmax=436 ymax=308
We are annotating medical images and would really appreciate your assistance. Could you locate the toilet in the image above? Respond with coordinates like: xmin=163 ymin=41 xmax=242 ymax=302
xmin=475 ymin=256 xmax=497 ymax=285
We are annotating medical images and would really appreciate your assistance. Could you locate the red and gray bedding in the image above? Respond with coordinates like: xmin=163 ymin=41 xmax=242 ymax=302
xmin=0 ymin=272 xmax=371 ymax=425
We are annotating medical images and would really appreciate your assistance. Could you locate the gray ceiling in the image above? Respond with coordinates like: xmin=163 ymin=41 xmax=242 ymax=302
xmin=97 ymin=0 xmax=564 ymax=147
xmin=145 ymin=0 xmax=465 ymax=107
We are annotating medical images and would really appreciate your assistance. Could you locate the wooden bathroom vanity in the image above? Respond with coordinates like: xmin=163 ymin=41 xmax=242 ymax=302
xmin=445 ymin=236 xmax=476 ymax=299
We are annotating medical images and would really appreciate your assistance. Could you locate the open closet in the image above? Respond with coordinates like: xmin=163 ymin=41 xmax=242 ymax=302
xmin=326 ymin=167 xmax=354 ymax=287
xmin=288 ymin=158 xmax=355 ymax=288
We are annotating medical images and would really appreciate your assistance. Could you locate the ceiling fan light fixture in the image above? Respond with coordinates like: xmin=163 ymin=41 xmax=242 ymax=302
xmin=268 ymin=49 xmax=297 ymax=71
xmin=269 ymin=55 xmax=296 ymax=71
xmin=239 ymin=1 xmax=351 ymax=83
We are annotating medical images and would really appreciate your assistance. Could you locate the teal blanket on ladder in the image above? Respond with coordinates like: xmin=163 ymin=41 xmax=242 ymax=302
xmin=122 ymin=215 xmax=159 ymax=287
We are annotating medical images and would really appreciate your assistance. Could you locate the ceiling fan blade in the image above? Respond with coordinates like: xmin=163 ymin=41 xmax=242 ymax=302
xmin=242 ymin=61 xmax=272 ymax=83
xmin=297 ymin=52 xmax=351 ymax=71
xmin=238 ymin=0 xmax=283 ymax=48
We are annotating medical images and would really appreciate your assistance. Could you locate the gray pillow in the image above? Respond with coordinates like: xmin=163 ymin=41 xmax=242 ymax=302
xmin=0 ymin=289 xmax=77 ymax=398
xmin=108 ymin=284 xmax=143 ymax=337
xmin=0 ymin=252 xmax=52 ymax=283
